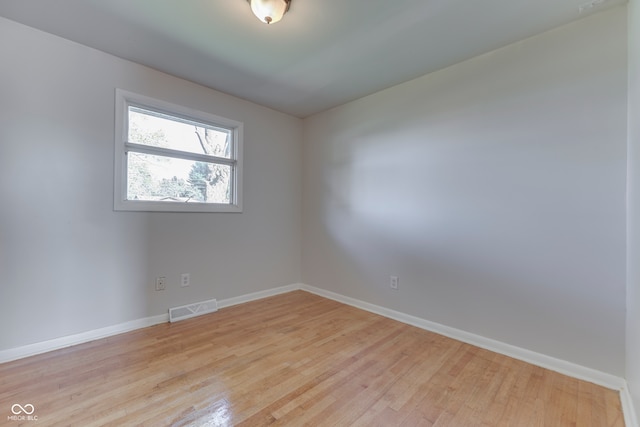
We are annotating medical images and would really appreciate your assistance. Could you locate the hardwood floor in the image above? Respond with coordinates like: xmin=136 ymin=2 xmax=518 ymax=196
xmin=0 ymin=291 xmax=624 ymax=426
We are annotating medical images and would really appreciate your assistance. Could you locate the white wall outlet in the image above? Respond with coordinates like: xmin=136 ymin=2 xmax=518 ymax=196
xmin=390 ymin=276 xmax=399 ymax=290
xmin=180 ymin=273 xmax=190 ymax=287
xmin=155 ymin=277 xmax=166 ymax=291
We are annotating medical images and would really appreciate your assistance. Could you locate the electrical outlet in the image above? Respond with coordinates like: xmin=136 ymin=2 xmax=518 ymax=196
xmin=390 ymin=276 xmax=399 ymax=290
xmin=180 ymin=273 xmax=190 ymax=287
xmin=155 ymin=277 xmax=166 ymax=291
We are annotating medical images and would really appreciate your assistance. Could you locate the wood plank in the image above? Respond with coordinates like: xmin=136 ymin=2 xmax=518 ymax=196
xmin=0 ymin=291 xmax=624 ymax=426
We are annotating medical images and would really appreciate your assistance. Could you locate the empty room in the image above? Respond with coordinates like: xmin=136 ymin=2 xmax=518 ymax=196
xmin=1 ymin=0 xmax=640 ymax=425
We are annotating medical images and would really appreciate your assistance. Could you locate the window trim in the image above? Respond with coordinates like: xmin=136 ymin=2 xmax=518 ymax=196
xmin=114 ymin=89 xmax=243 ymax=213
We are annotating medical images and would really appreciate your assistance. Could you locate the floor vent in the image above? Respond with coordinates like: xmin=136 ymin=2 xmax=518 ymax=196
xmin=169 ymin=298 xmax=218 ymax=322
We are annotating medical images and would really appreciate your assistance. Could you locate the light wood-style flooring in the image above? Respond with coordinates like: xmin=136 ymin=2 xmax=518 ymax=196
xmin=0 ymin=291 xmax=624 ymax=426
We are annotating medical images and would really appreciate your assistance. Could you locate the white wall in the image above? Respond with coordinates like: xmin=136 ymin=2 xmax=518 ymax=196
xmin=627 ymin=0 xmax=640 ymax=417
xmin=302 ymin=7 xmax=627 ymax=376
xmin=0 ymin=17 xmax=302 ymax=351
xmin=0 ymin=5 xmax=631 ymax=385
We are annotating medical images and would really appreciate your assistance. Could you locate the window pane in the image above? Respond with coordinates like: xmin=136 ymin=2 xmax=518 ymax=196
xmin=128 ymin=106 xmax=232 ymax=159
xmin=127 ymin=152 xmax=231 ymax=204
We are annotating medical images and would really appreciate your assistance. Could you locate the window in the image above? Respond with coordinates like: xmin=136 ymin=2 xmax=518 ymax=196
xmin=114 ymin=89 xmax=243 ymax=212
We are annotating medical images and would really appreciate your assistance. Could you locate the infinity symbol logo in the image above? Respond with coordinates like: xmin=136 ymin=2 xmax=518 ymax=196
xmin=11 ymin=404 xmax=35 ymax=415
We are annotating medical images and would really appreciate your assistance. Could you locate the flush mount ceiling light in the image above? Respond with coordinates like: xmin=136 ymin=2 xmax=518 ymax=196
xmin=247 ymin=0 xmax=291 ymax=25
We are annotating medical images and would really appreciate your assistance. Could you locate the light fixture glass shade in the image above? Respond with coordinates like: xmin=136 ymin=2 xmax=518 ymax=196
xmin=250 ymin=0 xmax=289 ymax=24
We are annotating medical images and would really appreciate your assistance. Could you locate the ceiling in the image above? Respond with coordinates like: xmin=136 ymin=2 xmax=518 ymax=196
xmin=0 ymin=0 xmax=626 ymax=118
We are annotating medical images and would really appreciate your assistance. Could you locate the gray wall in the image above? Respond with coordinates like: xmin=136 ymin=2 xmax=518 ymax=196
xmin=302 ymin=7 xmax=627 ymax=376
xmin=627 ymin=0 xmax=640 ymax=417
xmin=0 ymin=17 xmax=302 ymax=351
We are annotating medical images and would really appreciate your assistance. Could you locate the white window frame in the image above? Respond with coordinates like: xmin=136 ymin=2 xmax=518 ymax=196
xmin=114 ymin=89 xmax=243 ymax=213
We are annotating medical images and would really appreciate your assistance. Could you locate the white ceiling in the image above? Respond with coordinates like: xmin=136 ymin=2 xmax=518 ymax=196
xmin=0 ymin=0 xmax=626 ymax=118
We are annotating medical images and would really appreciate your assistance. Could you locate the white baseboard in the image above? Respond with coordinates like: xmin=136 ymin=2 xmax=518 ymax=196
xmin=217 ymin=283 xmax=301 ymax=309
xmin=299 ymin=284 xmax=626 ymax=391
xmin=0 ymin=284 xmax=302 ymax=364
xmin=0 ymin=313 xmax=169 ymax=364
xmin=621 ymin=384 xmax=640 ymax=427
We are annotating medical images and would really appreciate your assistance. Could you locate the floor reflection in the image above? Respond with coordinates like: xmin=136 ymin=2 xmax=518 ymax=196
xmin=173 ymin=397 xmax=233 ymax=427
